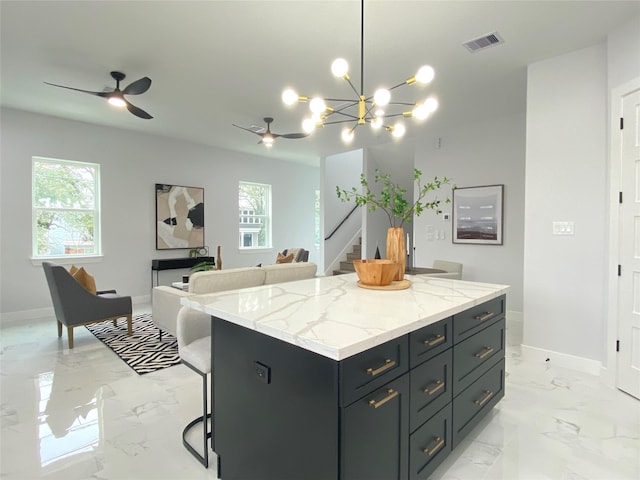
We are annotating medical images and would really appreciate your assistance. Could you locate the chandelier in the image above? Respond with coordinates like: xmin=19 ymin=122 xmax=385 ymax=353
xmin=281 ymin=0 xmax=438 ymax=143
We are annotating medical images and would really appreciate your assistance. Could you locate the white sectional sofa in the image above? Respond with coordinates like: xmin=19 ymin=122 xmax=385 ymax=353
xmin=152 ymin=262 xmax=318 ymax=338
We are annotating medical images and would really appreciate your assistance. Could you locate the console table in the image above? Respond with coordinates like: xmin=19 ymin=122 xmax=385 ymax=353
xmin=183 ymin=274 xmax=509 ymax=480
xmin=150 ymin=256 xmax=215 ymax=288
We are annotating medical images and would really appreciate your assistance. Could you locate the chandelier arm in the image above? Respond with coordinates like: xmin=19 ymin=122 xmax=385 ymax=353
xmin=322 ymin=118 xmax=362 ymax=126
xmin=328 ymin=110 xmax=361 ymax=120
xmin=388 ymin=81 xmax=410 ymax=92
xmin=345 ymin=77 xmax=361 ymax=98
xmin=360 ymin=0 xmax=365 ymax=95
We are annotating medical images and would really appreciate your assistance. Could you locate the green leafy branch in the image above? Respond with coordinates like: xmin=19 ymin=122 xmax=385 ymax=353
xmin=336 ymin=168 xmax=453 ymax=228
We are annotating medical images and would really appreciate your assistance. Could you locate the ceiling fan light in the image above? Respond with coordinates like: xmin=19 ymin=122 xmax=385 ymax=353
xmin=415 ymin=65 xmax=435 ymax=84
xmin=282 ymin=88 xmax=299 ymax=105
xmin=331 ymin=58 xmax=349 ymax=78
xmin=341 ymin=127 xmax=355 ymax=143
xmin=373 ymin=88 xmax=391 ymax=106
xmin=263 ymin=134 xmax=274 ymax=146
xmin=108 ymin=95 xmax=126 ymax=108
xmin=309 ymin=97 xmax=326 ymax=114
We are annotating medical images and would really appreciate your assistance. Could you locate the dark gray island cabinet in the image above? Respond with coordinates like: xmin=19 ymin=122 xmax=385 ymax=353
xmin=182 ymin=274 xmax=508 ymax=480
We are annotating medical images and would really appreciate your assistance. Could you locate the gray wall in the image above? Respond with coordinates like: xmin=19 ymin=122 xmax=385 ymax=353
xmin=0 ymin=108 xmax=319 ymax=317
xmin=413 ymin=112 xmax=526 ymax=312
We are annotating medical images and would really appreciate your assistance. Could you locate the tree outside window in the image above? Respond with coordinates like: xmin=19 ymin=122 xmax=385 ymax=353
xmin=238 ymin=181 xmax=271 ymax=249
xmin=32 ymin=157 xmax=101 ymax=258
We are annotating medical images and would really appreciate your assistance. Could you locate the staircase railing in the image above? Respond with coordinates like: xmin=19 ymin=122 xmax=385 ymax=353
xmin=324 ymin=205 xmax=359 ymax=241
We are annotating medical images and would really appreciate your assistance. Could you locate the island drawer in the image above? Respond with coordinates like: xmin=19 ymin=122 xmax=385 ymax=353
xmin=409 ymin=349 xmax=452 ymax=433
xmin=409 ymin=404 xmax=452 ymax=480
xmin=453 ymin=295 xmax=505 ymax=343
xmin=453 ymin=318 xmax=504 ymax=396
xmin=409 ymin=317 xmax=452 ymax=368
xmin=452 ymin=358 xmax=505 ymax=448
xmin=340 ymin=335 xmax=409 ymax=406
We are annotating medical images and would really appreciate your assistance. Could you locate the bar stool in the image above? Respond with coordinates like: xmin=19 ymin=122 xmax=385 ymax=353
xmin=176 ymin=306 xmax=212 ymax=467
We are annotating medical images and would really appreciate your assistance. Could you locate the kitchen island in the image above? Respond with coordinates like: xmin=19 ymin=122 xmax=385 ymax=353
xmin=183 ymin=273 xmax=509 ymax=480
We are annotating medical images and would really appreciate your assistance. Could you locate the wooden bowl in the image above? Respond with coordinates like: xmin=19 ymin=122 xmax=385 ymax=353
xmin=353 ymin=259 xmax=398 ymax=287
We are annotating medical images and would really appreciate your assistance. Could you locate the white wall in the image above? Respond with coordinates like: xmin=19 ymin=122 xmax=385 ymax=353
xmin=0 ymin=108 xmax=319 ymax=317
xmin=323 ymin=149 xmax=363 ymax=273
xmin=364 ymin=143 xmax=414 ymax=261
xmin=523 ymin=44 xmax=608 ymax=363
xmin=413 ymin=112 xmax=526 ymax=312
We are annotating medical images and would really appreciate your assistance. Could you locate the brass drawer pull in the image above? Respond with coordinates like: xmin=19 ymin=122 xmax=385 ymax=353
xmin=424 ymin=334 xmax=445 ymax=347
xmin=366 ymin=359 xmax=396 ymax=376
xmin=423 ymin=436 xmax=445 ymax=456
xmin=423 ymin=380 xmax=445 ymax=396
xmin=474 ymin=346 xmax=494 ymax=359
xmin=368 ymin=389 xmax=399 ymax=409
xmin=474 ymin=389 xmax=494 ymax=407
xmin=473 ymin=311 xmax=495 ymax=322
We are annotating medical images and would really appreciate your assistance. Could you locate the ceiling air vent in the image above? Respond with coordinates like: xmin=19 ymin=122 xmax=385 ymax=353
xmin=463 ymin=32 xmax=504 ymax=53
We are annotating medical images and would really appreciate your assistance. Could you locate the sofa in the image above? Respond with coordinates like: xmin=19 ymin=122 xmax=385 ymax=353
xmin=152 ymin=262 xmax=318 ymax=338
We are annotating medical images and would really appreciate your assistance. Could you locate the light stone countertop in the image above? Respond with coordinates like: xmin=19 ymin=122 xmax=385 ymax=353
xmin=181 ymin=273 xmax=510 ymax=360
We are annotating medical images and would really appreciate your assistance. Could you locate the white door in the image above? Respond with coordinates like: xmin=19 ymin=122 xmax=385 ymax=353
xmin=617 ymin=86 xmax=640 ymax=399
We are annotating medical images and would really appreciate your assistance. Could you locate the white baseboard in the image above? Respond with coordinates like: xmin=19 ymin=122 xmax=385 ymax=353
xmin=1 ymin=294 xmax=151 ymax=326
xmin=520 ymin=344 xmax=602 ymax=376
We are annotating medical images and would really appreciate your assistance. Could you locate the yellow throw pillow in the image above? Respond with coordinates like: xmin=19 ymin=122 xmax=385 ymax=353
xmin=276 ymin=252 xmax=294 ymax=264
xmin=70 ymin=266 xmax=97 ymax=294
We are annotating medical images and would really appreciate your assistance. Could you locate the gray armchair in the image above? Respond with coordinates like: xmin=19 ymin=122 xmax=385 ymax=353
xmin=282 ymin=248 xmax=309 ymax=262
xmin=42 ymin=262 xmax=132 ymax=349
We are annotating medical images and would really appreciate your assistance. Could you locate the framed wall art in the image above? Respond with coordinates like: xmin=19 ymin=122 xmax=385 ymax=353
xmin=452 ymin=184 xmax=504 ymax=245
xmin=155 ymin=183 xmax=204 ymax=250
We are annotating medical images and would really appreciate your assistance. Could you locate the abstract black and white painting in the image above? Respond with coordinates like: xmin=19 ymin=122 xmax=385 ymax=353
xmin=452 ymin=185 xmax=503 ymax=245
xmin=155 ymin=184 xmax=204 ymax=249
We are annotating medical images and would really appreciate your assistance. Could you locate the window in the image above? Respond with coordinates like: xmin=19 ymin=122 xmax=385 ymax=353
xmin=238 ymin=181 xmax=271 ymax=249
xmin=32 ymin=157 xmax=101 ymax=258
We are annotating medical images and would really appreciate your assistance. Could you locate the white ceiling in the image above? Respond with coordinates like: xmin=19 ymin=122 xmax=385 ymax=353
xmin=2 ymin=1 xmax=639 ymax=166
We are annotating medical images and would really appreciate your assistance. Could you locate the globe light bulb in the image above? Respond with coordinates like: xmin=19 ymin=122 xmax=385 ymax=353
xmin=373 ymin=88 xmax=390 ymax=106
xmin=341 ymin=127 xmax=354 ymax=143
xmin=415 ymin=65 xmax=435 ymax=84
xmin=375 ymin=107 xmax=385 ymax=116
xmin=331 ymin=58 xmax=349 ymax=78
xmin=392 ymin=122 xmax=406 ymax=138
xmin=424 ymin=97 xmax=439 ymax=113
xmin=263 ymin=134 xmax=274 ymax=147
xmin=282 ymin=88 xmax=298 ymax=105
xmin=412 ymin=103 xmax=429 ymax=120
xmin=302 ymin=118 xmax=316 ymax=133
xmin=309 ymin=97 xmax=326 ymax=114
xmin=370 ymin=116 xmax=383 ymax=129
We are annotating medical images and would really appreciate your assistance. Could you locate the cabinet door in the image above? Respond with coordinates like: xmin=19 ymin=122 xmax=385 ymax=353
xmin=342 ymin=374 xmax=409 ymax=480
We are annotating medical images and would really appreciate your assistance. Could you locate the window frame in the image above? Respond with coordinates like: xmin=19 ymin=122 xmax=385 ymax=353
xmin=31 ymin=157 xmax=102 ymax=261
xmin=238 ymin=181 xmax=272 ymax=250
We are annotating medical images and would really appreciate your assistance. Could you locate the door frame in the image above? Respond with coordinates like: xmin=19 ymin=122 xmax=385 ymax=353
xmin=605 ymin=75 xmax=640 ymax=387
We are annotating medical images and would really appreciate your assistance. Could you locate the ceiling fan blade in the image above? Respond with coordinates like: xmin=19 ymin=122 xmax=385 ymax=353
xmin=232 ymin=124 xmax=263 ymax=136
xmin=125 ymin=100 xmax=153 ymax=119
xmin=44 ymin=82 xmax=110 ymax=97
xmin=281 ymin=133 xmax=309 ymax=139
xmin=123 ymin=77 xmax=152 ymax=95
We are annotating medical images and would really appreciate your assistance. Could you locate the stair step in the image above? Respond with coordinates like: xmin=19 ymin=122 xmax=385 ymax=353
xmin=339 ymin=261 xmax=356 ymax=271
xmin=333 ymin=269 xmax=354 ymax=276
xmin=346 ymin=252 xmax=360 ymax=261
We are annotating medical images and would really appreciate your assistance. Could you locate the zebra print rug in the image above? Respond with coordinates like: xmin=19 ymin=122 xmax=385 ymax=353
xmin=85 ymin=313 xmax=180 ymax=375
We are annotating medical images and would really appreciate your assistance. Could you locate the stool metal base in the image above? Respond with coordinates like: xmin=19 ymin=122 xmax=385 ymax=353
xmin=182 ymin=360 xmax=212 ymax=468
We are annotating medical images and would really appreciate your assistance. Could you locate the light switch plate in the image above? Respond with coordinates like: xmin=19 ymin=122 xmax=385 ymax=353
xmin=553 ymin=221 xmax=574 ymax=235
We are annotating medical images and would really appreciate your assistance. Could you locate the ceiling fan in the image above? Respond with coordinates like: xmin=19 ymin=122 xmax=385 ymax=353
xmin=44 ymin=71 xmax=153 ymax=119
xmin=232 ymin=117 xmax=308 ymax=147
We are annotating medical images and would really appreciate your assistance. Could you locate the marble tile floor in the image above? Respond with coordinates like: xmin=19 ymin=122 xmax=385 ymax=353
xmin=1 ymin=306 xmax=638 ymax=480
